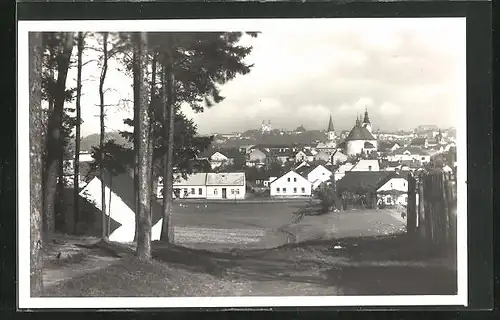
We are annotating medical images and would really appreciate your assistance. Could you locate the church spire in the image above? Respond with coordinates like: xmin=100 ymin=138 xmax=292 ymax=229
xmin=327 ymin=114 xmax=334 ymax=132
xmin=363 ymin=107 xmax=371 ymax=124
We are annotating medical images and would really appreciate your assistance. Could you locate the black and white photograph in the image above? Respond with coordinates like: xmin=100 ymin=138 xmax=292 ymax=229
xmin=18 ymin=18 xmax=467 ymax=308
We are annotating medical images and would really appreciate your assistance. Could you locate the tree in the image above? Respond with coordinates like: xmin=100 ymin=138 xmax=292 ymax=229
xmin=317 ymin=177 xmax=340 ymax=213
xmin=29 ymin=31 xmax=44 ymax=296
xmin=98 ymin=32 xmax=109 ymax=240
xmin=144 ymin=32 xmax=257 ymax=243
xmin=73 ymin=32 xmax=85 ymax=233
xmin=161 ymin=47 xmax=176 ymax=243
xmin=135 ymin=32 xmax=153 ymax=259
xmin=43 ymin=32 xmax=74 ymax=239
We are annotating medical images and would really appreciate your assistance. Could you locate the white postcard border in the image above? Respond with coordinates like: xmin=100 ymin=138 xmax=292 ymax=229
xmin=17 ymin=18 xmax=468 ymax=309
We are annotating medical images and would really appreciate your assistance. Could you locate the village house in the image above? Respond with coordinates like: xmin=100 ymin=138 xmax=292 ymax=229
xmin=330 ymin=149 xmax=348 ymax=165
xmin=350 ymin=159 xmax=380 ymax=172
xmin=389 ymin=146 xmax=431 ymax=164
xmin=206 ymin=172 xmax=246 ymax=200
xmin=303 ymin=164 xmax=333 ymax=190
xmin=246 ymin=148 xmax=267 ymax=167
xmin=334 ymin=162 xmax=354 ymax=181
xmin=270 ymin=170 xmax=312 ymax=198
xmin=336 ymin=171 xmax=391 ymax=210
xmin=295 ymin=150 xmax=315 ymax=163
xmin=169 ymin=173 xmax=208 ymax=199
xmin=80 ymin=171 xmax=164 ymax=243
xmin=376 ymin=173 xmax=409 ymax=207
xmin=295 ymin=161 xmax=310 ymax=171
xmin=313 ymin=150 xmax=332 ymax=163
xmin=208 ymin=151 xmax=233 ymax=169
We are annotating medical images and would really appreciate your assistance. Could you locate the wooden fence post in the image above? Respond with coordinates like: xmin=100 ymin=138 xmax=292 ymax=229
xmin=407 ymin=173 xmax=417 ymax=236
xmin=418 ymin=173 xmax=426 ymax=241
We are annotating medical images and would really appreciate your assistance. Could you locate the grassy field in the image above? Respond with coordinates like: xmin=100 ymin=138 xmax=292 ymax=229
xmin=168 ymin=202 xmax=406 ymax=251
xmin=169 ymin=201 xmax=306 ymax=229
xmin=41 ymin=203 xmax=458 ymax=298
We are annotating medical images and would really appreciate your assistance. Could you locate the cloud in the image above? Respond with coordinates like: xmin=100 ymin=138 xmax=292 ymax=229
xmin=70 ymin=18 xmax=465 ymax=136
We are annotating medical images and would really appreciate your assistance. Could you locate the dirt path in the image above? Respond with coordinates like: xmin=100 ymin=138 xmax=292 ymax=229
xmin=44 ymin=255 xmax=120 ymax=289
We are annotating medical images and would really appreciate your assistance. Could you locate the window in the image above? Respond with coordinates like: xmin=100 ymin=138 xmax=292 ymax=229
xmin=421 ymin=157 xmax=426 ymax=160
xmin=294 ymin=178 xmax=297 ymax=182
xmin=235 ymin=189 xmax=240 ymax=195
xmin=198 ymin=188 xmax=202 ymax=195
xmin=287 ymin=178 xmax=290 ymax=182
xmin=301 ymin=187 xmax=305 ymax=193
xmin=390 ymin=183 xmax=393 ymax=188
xmin=191 ymin=188 xmax=195 ymax=194
xmin=283 ymin=188 xmax=287 ymax=192
xmin=214 ymin=189 xmax=218 ymax=195
xmin=183 ymin=188 xmax=188 ymax=194
xmin=276 ymin=188 xmax=280 ymax=193
xmin=231 ymin=189 xmax=235 ymax=194
xmin=368 ymin=165 xmax=372 ymax=171
xmin=293 ymin=187 xmax=297 ymax=193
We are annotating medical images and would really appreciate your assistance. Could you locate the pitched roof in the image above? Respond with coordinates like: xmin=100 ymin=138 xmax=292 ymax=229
xmin=345 ymin=125 xmax=376 ymax=141
xmin=206 ymin=172 xmax=245 ymax=186
xmin=86 ymin=170 xmax=163 ymax=226
xmin=337 ymin=171 xmax=391 ymax=192
xmin=394 ymin=146 xmax=430 ymax=156
xmin=375 ymin=172 xmax=409 ymax=190
xmin=297 ymin=166 xmax=315 ymax=178
xmin=173 ymin=173 xmax=207 ymax=186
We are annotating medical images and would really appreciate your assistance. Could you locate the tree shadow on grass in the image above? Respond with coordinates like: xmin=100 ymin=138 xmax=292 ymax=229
xmin=150 ymin=233 xmax=458 ymax=295
xmin=324 ymin=264 xmax=457 ymax=295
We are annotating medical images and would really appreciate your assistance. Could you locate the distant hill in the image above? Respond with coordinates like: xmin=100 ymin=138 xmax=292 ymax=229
xmin=215 ymin=130 xmax=329 ymax=148
xmin=80 ymin=131 xmax=132 ymax=152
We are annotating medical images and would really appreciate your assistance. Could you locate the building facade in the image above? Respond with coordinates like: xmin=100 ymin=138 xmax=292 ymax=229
xmin=270 ymin=171 xmax=312 ymax=197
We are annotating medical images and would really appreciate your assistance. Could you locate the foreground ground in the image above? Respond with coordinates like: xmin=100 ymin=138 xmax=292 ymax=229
xmin=41 ymin=207 xmax=457 ymax=297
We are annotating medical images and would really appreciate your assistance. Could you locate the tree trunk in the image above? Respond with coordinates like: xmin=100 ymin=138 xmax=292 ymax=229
xmin=148 ymin=52 xmax=157 ymax=222
xmin=99 ymin=32 xmax=109 ymax=241
xmin=108 ymin=176 xmax=112 ymax=238
xmin=73 ymin=32 xmax=84 ymax=234
xmin=57 ymin=157 xmax=65 ymax=231
xmin=29 ymin=31 xmax=44 ymax=296
xmin=135 ymin=32 xmax=152 ymax=259
xmin=133 ymin=36 xmax=140 ymax=242
xmin=43 ymin=32 xmax=74 ymax=240
xmin=160 ymin=53 xmax=175 ymax=243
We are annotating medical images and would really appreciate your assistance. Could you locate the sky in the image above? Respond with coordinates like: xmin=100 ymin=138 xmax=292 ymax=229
xmin=62 ymin=18 xmax=466 ymax=137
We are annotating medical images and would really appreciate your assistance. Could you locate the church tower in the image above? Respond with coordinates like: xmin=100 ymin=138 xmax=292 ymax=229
xmin=362 ymin=107 xmax=372 ymax=133
xmin=327 ymin=114 xmax=336 ymax=141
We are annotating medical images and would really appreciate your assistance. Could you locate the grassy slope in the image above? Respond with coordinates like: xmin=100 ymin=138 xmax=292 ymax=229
xmin=43 ymin=233 xmax=457 ymax=297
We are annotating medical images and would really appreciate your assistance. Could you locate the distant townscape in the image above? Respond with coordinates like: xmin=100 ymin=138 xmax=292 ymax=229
xmin=73 ymin=108 xmax=456 ymax=219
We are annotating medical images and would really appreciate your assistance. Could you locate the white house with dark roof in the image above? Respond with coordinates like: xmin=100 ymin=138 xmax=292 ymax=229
xmin=331 ymin=150 xmax=348 ymax=165
xmin=350 ymin=159 xmax=380 ymax=172
xmin=376 ymin=173 xmax=410 ymax=207
xmin=295 ymin=150 xmax=314 ymax=162
xmin=170 ymin=173 xmax=208 ymax=199
xmin=270 ymin=170 xmax=312 ymax=197
xmin=389 ymin=146 xmax=431 ymax=164
xmin=81 ymin=171 xmax=165 ymax=243
xmin=344 ymin=109 xmax=378 ymax=156
xmin=206 ymin=172 xmax=246 ymax=200
xmin=334 ymin=162 xmax=355 ymax=181
xmin=305 ymin=164 xmax=333 ymax=190
xmin=313 ymin=150 xmax=332 ymax=162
